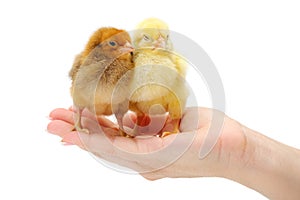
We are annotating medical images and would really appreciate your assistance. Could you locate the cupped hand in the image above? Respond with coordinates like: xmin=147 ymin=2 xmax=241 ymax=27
xmin=47 ymin=107 xmax=247 ymax=180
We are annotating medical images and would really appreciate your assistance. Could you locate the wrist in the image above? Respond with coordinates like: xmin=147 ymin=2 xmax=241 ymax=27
xmin=225 ymin=126 xmax=300 ymax=199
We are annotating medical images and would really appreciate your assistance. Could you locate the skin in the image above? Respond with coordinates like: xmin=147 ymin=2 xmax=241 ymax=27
xmin=47 ymin=107 xmax=300 ymax=200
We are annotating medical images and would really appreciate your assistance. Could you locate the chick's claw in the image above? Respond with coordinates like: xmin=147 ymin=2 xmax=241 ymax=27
xmin=75 ymin=127 xmax=90 ymax=134
xmin=117 ymin=129 xmax=134 ymax=138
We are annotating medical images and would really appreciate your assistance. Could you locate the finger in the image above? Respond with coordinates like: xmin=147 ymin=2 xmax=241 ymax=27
xmin=122 ymin=112 xmax=137 ymax=128
xmin=68 ymin=106 xmax=96 ymax=120
xmin=47 ymin=120 xmax=74 ymax=138
xmin=49 ymin=107 xmax=104 ymax=127
xmin=49 ymin=108 xmax=75 ymax=124
xmin=61 ymin=131 xmax=86 ymax=149
xmin=69 ymin=106 xmax=117 ymax=128
xmin=98 ymin=116 xmax=118 ymax=129
xmin=52 ymin=107 xmax=114 ymax=129
xmin=81 ymin=116 xmax=120 ymax=136
xmin=140 ymin=171 xmax=165 ymax=181
xmin=161 ymin=116 xmax=177 ymax=133
xmin=129 ymin=114 xmax=167 ymax=136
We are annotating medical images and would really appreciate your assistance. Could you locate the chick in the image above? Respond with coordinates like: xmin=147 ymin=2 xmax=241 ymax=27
xmin=130 ymin=18 xmax=188 ymax=137
xmin=70 ymin=27 xmax=134 ymax=134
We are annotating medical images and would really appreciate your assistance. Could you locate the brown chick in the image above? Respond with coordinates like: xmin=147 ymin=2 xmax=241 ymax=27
xmin=69 ymin=27 xmax=134 ymax=134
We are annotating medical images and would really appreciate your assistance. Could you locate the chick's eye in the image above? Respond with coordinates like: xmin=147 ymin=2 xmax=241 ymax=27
xmin=143 ymin=35 xmax=150 ymax=41
xmin=109 ymin=41 xmax=116 ymax=46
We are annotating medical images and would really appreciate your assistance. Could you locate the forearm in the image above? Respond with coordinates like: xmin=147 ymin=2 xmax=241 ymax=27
xmin=226 ymin=126 xmax=300 ymax=199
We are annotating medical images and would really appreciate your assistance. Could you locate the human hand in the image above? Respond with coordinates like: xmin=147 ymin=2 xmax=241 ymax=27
xmin=47 ymin=107 xmax=247 ymax=180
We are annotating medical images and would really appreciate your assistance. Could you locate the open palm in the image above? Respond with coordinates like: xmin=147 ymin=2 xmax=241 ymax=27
xmin=47 ymin=107 xmax=247 ymax=180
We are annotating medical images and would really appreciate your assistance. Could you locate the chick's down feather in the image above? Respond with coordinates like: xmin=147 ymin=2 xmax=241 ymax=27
xmin=130 ymin=18 xmax=188 ymax=137
xmin=70 ymin=27 xmax=134 ymax=134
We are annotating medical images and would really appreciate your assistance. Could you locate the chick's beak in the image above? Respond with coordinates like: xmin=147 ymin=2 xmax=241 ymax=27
xmin=153 ymin=36 xmax=166 ymax=49
xmin=120 ymin=41 xmax=134 ymax=53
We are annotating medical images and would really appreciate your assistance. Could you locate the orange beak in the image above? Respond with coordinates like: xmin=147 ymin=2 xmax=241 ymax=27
xmin=153 ymin=35 xmax=166 ymax=49
xmin=120 ymin=41 xmax=134 ymax=53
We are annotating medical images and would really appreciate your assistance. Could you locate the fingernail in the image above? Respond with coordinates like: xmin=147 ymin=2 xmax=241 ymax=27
xmin=61 ymin=141 xmax=74 ymax=146
xmin=46 ymin=116 xmax=53 ymax=120
xmin=61 ymin=139 xmax=74 ymax=145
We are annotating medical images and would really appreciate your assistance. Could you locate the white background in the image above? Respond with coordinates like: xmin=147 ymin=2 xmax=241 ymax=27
xmin=0 ymin=0 xmax=299 ymax=199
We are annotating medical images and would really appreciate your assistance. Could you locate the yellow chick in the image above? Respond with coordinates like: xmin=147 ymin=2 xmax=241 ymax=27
xmin=129 ymin=18 xmax=188 ymax=137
